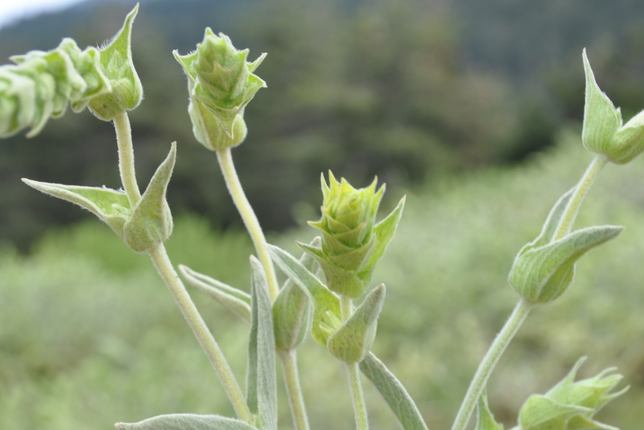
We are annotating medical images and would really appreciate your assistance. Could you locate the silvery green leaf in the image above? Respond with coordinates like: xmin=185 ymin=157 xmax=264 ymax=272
xmin=509 ymin=225 xmax=622 ymax=303
xmin=88 ymin=4 xmax=142 ymax=120
xmin=179 ymin=264 xmax=251 ymax=322
xmin=247 ymin=257 xmax=277 ymax=430
xmin=22 ymin=179 xmax=131 ymax=238
xmin=476 ymin=390 xmax=504 ymax=430
xmin=359 ymin=353 xmax=428 ymax=430
xmin=267 ymin=244 xmax=341 ymax=346
xmin=581 ymin=49 xmax=621 ymax=160
xmin=272 ymin=238 xmax=320 ymax=351
xmin=528 ymin=187 xmax=576 ymax=248
xmin=122 ymin=143 xmax=175 ymax=252
xmin=114 ymin=414 xmax=258 ymax=429
xmin=358 ymin=196 xmax=406 ymax=284
xmin=327 ymin=284 xmax=385 ymax=363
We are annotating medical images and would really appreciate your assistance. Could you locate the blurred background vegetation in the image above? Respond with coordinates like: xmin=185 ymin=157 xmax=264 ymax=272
xmin=1 ymin=0 xmax=644 ymax=429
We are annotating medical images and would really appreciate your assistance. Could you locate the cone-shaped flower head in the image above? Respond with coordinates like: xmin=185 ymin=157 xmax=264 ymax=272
xmin=582 ymin=49 xmax=644 ymax=164
xmin=174 ymin=29 xmax=266 ymax=151
xmin=300 ymin=172 xmax=405 ymax=298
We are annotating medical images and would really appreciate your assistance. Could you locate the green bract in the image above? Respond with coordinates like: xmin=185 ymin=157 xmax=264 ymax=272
xmin=174 ymin=29 xmax=266 ymax=151
xmin=582 ymin=49 xmax=644 ymax=164
xmin=300 ymin=172 xmax=405 ymax=298
xmin=517 ymin=357 xmax=627 ymax=430
xmin=23 ymin=143 xmax=176 ymax=253
xmin=88 ymin=4 xmax=143 ymax=121
xmin=508 ymin=187 xmax=622 ymax=304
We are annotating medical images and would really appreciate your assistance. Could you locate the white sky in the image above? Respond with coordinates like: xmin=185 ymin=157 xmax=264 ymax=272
xmin=0 ymin=0 xmax=86 ymax=30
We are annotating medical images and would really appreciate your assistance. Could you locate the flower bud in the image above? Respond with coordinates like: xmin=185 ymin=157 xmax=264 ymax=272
xmin=582 ymin=49 xmax=644 ymax=164
xmin=88 ymin=5 xmax=143 ymax=121
xmin=174 ymin=29 xmax=266 ymax=151
xmin=518 ymin=357 xmax=627 ymax=430
xmin=509 ymin=188 xmax=622 ymax=304
xmin=299 ymin=172 xmax=404 ymax=298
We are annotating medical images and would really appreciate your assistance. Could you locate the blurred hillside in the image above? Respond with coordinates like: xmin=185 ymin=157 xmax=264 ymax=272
xmin=1 ymin=0 xmax=644 ymax=249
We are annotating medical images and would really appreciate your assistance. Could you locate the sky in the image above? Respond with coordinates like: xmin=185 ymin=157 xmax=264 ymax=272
xmin=0 ymin=0 xmax=86 ymax=29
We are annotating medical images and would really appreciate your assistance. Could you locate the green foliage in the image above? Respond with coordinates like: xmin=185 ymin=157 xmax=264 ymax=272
xmin=116 ymin=414 xmax=258 ymax=430
xmin=246 ymin=258 xmax=278 ymax=430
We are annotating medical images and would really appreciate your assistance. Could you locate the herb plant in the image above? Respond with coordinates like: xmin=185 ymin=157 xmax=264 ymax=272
xmin=1 ymin=5 xmax=640 ymax=430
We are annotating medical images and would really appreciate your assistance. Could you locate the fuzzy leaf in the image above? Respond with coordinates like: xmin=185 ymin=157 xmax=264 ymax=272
xmin=114 ymin=414 xmax=258 ymax=430
xmin=272 ymin=238 xmax=319 ymax=351
xmin=530 ymin=187 xmax=576 ymax=248
xmin=358 ymin=196 xmax=406 ymax=283
xmin=179 ymin=264 xmax=251 ymax=322
xmin=267 ymin=244 xmax=341 ymax=346
xmin=247 ymin=257 xmax=277 ymax=430
xmin=359 ymin=353 xmax=428 ymax=430
xmin=581 ymin=49 xmax=622 ymax=160
xmin=327 ymin=284 xmax=385 ymax=363
xmin=509 ymin=225 xmax=622 ymax=303
xmin=477 ymin=391 xmax=504 ymax=430
xmin=122 ymin=142 xmax=175 ymax=252
xmin=22 ymin=179 xmax=131 ymax=237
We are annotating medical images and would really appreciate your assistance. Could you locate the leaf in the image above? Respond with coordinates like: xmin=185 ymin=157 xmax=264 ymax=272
xmin=22 ymin=178 xmax=131 ymax=237
xmin=359 ymin=353 xmax=428 ymax=430
xmin=123 ymin=142 xmax=176 ymax=252
xmin=509 ymin=225 xmax=622 ymax=303
xmin=327 ymin=284 xmax=385 ymax=363
xmin=476 ymin=390 xmax=504 ymax=430
xmin=581 ymin=49 xmax=621 ymax=159
xmin=247 ymin=257 xmax=277 ymax=430
xmin=528 ymin=187 xmax=576 ymax=248
xmin=267 ymin=244 xmax=341 ymax=346
xmin=358 ymin=196 xmax=406 ymax=284
xmin=179 ymin=264 xmax=251 ymax=322
xmin=272 ymin=237 xmax=320 ymax=351
xmin=114 ymin=414 xmax=258 ymax=430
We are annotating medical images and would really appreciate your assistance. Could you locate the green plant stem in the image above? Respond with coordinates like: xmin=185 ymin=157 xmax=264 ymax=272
xmin=451 ymin=299 xmax=533 ymax=430
xmin=452 ymin=153 xmax=609 ymax=430
xmin=148 ymin=244 xmax=253 ymax=423
xmin=216 ymin=147 xmax=279 ymax=301
xmin=278 ymin=350 xmax=310 ymax=430
xmin=553 ymin=153 xmax=609 ymax=240
xmin=113 ymin=112 xmax=141 ymax=205
xmin=112 ymin=116 xmax=251 ymax=422
xmin=340 ymin=295 xmax=368 ymax=430
xmin=216 ymin=147 xmax=311 ymax=428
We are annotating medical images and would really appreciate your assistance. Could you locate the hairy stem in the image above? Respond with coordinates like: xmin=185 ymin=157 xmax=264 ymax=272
xmin=216 ymin=148 xmax=279 ymax=301
xmin=148 ymin=244 xmax=253 ymax=423
xmin=278 ymin=350 xmax=310 ymax=430
xmin=452 ymin=153 xmax=609 ymax=430
xmin=451 ymin=299 xmax=533 ymax=430
xmin=113 ymin=112 xmax=141 ymax=205
xmin=340 ymin=295 xmax=368 ymax=430
xmin=553 ymin=153 xmax=609 ymax=240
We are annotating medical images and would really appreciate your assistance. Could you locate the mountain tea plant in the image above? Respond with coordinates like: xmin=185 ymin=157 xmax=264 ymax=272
xmin=1 ymin=5 xmax=641 ymax=430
